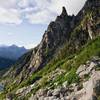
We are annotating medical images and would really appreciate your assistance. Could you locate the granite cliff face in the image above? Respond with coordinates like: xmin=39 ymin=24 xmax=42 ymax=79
xmin=0 ymin=0 xmax=100 ymax=99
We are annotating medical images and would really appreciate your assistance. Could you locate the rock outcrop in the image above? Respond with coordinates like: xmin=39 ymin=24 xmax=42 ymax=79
xmin=29 ymin=57 xmax=100 ymax=100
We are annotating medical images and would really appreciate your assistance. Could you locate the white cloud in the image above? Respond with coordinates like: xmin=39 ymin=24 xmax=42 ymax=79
xmin=25 ymin=43 xmax=37 ymax=49
xmin=25 ymin=0 xmax=67 ymax=24
xmin=0 ymin=8 xmax=22 ymax=24
xmin=25 ymin=0 xmax=86 ymax=24
xmin=0 ymin=0 xmax=87 ymax=25
xmin=26 ymin=10 xmax=56 ymax=24
xmin=18 ymin=0 xmax=30 ymax=8
xmin=0 ymin=0 xmax=21 ymax=24
xmin=65 ymin=0 xmax=87 ymax=14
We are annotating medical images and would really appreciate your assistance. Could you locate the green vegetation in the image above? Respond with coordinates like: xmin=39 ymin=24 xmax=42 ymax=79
xmin=1 ymin=36 xmax=99 ymax=99
xmin=95 ymin=64 xmax=100 ymax=71
xmin=65 ymin=68 xmax=79 ymax=85
xmin=18 ymin=36 xmax=100 ymax=94
xmin=84 ymin=74 xmax=90 ymax=81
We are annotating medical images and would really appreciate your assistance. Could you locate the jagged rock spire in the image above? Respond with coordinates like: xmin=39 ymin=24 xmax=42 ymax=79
xmin=56 ymin=6 xmax=69 ymax=22
xmin=60 ymin=6 xmax=68 ymax=17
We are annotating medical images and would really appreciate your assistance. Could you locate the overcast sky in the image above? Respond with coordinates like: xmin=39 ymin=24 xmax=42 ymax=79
xmin=0 ymin=0 xmax=86 ymax=49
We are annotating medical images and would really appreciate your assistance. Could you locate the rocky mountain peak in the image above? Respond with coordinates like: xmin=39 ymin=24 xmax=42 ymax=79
xmin=40 ymin=7 xmax=73 ymax=48
xmin=61 ymin=6 xmax=68 ymax=18
xmin=56 ymin=7 xmax=70 ymax=22
xmin=11 ymin=7 xmax=75 ymax=76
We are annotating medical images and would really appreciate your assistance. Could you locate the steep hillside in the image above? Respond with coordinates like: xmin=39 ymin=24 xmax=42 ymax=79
xmin=0 ymin=57 xmax=15 ymax=70
xmin=0 ymin=0 xmax=100 ymax=99
xmin=0 ymin=45 xmax=27 ymax=71
xmin=0 ymin=57 xmax=15 ymax=78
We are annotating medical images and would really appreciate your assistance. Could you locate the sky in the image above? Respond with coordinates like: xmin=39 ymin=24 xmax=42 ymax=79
xmin=0 ymin=0 xmax=87 ymax=49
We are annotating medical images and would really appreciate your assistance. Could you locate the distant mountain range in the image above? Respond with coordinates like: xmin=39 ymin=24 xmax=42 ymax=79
xmin=0 ymin=45 xmax=27 ymax=69
xmin=0 ymin=45 xmax=27 ymax=60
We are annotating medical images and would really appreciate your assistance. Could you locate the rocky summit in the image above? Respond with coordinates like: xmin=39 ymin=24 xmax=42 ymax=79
xmin=0 ymin=0 xmax=100 ymax=100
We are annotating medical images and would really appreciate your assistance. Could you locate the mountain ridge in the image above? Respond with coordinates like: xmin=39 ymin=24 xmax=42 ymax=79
xmin=0 ymin=0 xmax=100 ymax=99
xmin=0 ymin=44 xmax=27 ymax=60
xmin=0 ymin=45 xmax=28 ymax=71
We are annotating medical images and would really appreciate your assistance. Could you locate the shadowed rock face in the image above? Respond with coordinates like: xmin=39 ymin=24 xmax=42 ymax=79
xmin=84 ymin=0 xmax=100 ymax=8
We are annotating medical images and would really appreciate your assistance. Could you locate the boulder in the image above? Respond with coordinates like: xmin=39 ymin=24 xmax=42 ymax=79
xmin=75 ymin=71 xmax=100 ymax=100
xmin=37 ymin=89 xmax=48 ymax=97
xmin=62 ymin=81 xmax=68 ymax=88
xmin=44 ymin=96 xmax=57 ymax=100
xmin=47 ymin=90 xmax=53 ymax=96
xmin=76 ymin=65 xmax=86 ymax=75
xmin=53 ymin=88 xmax=61 ymax=97
xmin=76 ymin=58 xmax=100 ymax=78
